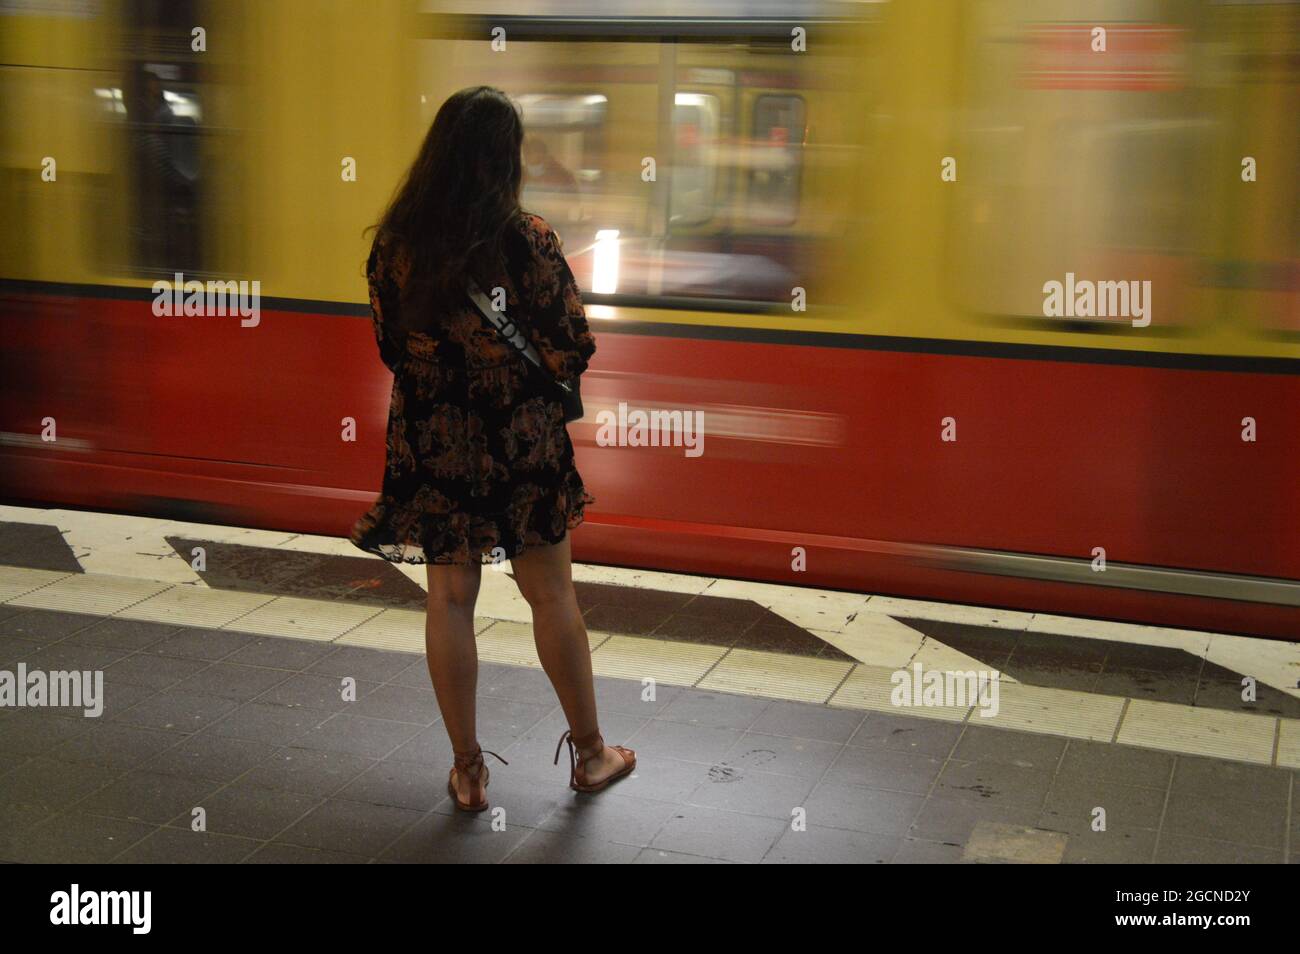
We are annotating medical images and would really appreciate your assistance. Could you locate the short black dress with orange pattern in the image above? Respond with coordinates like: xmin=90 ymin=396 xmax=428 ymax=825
xmin=349 ymin=213 xmax=596 ymax=564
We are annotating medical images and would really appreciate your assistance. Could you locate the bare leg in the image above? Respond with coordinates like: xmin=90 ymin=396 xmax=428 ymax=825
xmin=511 ymin=535 xmax=628 ymax=785
xmin=425 ymin=562 xmax=483 ymax=803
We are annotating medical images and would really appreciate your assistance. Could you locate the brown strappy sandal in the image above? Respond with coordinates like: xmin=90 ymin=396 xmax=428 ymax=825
xmin=554 ymin=729 xmax=636 ymax=794
xmin=447 ymin=746 xmax=508 ymax=812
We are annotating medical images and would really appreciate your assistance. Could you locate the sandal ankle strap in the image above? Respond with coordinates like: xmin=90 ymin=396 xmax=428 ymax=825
xmin=453 ymin=746 xmax=508 ymax=777
xmin=553 ymin=729 xmax=603 ymax=785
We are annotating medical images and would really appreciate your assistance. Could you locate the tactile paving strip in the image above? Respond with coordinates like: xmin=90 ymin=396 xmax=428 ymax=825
xmin=228 ymin=596 xmax=385 ymax=642
xmin=829 ymin=665 xmax=975 ymax=722
xmin=1276 ymin=719 xmax=1300 ymax=769
xmin=1116 ymin=698 xmax=1278 ymax=765
xmin=697 ymin=648 xmax=852 ymax=704
xmin=589 ymin=635 xmax=726 ymax=687
xmin=12 ymin=573 xmax=170 ymax=616
xmin=0 ymin=567 xmax=71 ymax=603
xmin=980 ymin=682 xmax=1124 ymax=741
xmin=116 ymin=584 xmax=276 ymax=629
xmin=338 ymin=611 xmax=496 ymax=654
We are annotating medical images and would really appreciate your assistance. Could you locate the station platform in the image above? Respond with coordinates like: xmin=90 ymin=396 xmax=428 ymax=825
xmin=0 ymin=505 xmax=1296 ymax=864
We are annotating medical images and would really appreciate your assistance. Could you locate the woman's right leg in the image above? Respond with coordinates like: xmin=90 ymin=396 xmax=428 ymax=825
xmin=511 ymin=535 xmax=631 ymax=786
xmin=425 ymin=562 xmax=483 ymax=802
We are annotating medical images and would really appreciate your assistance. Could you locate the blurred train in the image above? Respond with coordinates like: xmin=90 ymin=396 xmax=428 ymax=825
xmin=1 ymin=0 xmax=1297 ymax=638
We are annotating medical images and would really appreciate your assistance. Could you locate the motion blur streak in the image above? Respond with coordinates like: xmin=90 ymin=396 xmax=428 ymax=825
xmin=1 ymin=1 xmax=1297 ymax=636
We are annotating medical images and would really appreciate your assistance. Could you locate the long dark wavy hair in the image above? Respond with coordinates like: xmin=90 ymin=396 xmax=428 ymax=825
xmin=371 ymin=86 xmax=524 ymax=331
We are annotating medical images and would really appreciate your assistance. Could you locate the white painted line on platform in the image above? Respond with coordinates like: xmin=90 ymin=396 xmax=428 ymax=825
xmin=816 ymin=612 xmax=927 ymax=669
xmin=0 ymin=505 xmax=53 ymax=521
xmin=1027 ymin=613 xmax=1214 ymax=653
xmin=74 ymin=549 xmax=201 ymax=584
xmin=1205 ymin=633 xmax=1300 ymax=702
xmin=572 ymin=563 xmax=715 ymax=595
xmin=862 ymin=595 xmax=1035 ymax=631
xmin=705 ymin=577 xmax=869 ymax=633
xmin=910 ymin=636 xmax=1021 ymax=685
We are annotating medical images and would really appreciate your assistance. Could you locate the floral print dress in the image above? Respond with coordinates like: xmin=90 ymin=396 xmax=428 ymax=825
xmin=350 ymin=213 xmax=596 ymax=564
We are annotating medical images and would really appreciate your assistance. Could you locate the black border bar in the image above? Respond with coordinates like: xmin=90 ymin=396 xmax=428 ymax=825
xmin=417 ymin=13 xmax=864 ymax=43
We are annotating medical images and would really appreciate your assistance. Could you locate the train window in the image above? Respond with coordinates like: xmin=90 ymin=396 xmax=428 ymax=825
xmin=749 ymin=94 xmax=805 ymax=226
xmin=113 ymin=1 xmax=207 ymax=276
xmin=417 ymin=9 xmax=867 ymax=309
xmin=669 ymin=93 xmax=721 ymax=227
xmin=1199 ymin=1 xmax=1300 ymax=336
xmin=518 ymin=93 xmax=608 ymax=221
xmin=947 ymin=3 xmax=1203 ymax=323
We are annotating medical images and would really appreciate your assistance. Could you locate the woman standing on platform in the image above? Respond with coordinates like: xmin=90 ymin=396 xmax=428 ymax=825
xmin=350 ymin=86 xmax=635 ymax=811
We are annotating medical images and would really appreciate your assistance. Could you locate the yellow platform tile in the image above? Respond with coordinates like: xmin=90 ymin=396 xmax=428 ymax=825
xmin=829 ymin=664 xmax=974 ymax=723
xmin=1117 ymin=699 xmax=1278 ymax=765
xmin=589 ymin=635 xmax=725 ymax=687
xmin=1271 ymin=718 xmax=1300 ymax=770
xmin=475 ymin=620 xmax=607 ymax=668
xmin=477 ymin=620 xmax=542 ymax=668
xmin=13 ymin=573 xmax=171 ymax=616
xmin=336 ymin=609 xmax=426 ymax=653
xmin=697 ymin=648 xmax=852 ymax=704
xmin=117 ymin=584 xmax=275 ymax=629
xmin=338 ymin=610 xmax=497 ymax=654
xmin=224 ymin=596 xmax=383 ymax=642
xmin=0 ymin=566 xmax=72 ymax=603
xmin=977 ymin=681 xmax=1123 ymax=741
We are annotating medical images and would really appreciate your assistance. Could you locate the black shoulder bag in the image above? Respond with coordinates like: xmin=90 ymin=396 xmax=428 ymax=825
xmin=465 ymin=277 xmax=584 ymax=423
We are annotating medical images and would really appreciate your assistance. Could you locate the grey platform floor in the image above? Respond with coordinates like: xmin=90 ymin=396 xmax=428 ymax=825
xmin=0 ymin=605 xmax=1295 ymax=864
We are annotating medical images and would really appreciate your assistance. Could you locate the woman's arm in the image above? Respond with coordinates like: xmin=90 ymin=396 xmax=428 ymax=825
xmin=522 ymin=218 xmax=596 ymax=382
xmin=366 ymin=238 xmax=408 ymax=373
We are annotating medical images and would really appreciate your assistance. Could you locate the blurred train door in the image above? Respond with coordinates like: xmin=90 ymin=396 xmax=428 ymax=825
xmin=417 ymin=7 xmax=874 ymax=574
xmin=98 ymin=4 xmax=221 ymax=469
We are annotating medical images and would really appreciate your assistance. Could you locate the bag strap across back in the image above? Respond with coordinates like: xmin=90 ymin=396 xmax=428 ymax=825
xmin=465 ymin=276 xmax=573 ymax=395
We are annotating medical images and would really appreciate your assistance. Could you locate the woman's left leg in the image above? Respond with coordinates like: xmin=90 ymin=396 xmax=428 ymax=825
xmin=425 ymin=561 xmax=484 ymax=803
